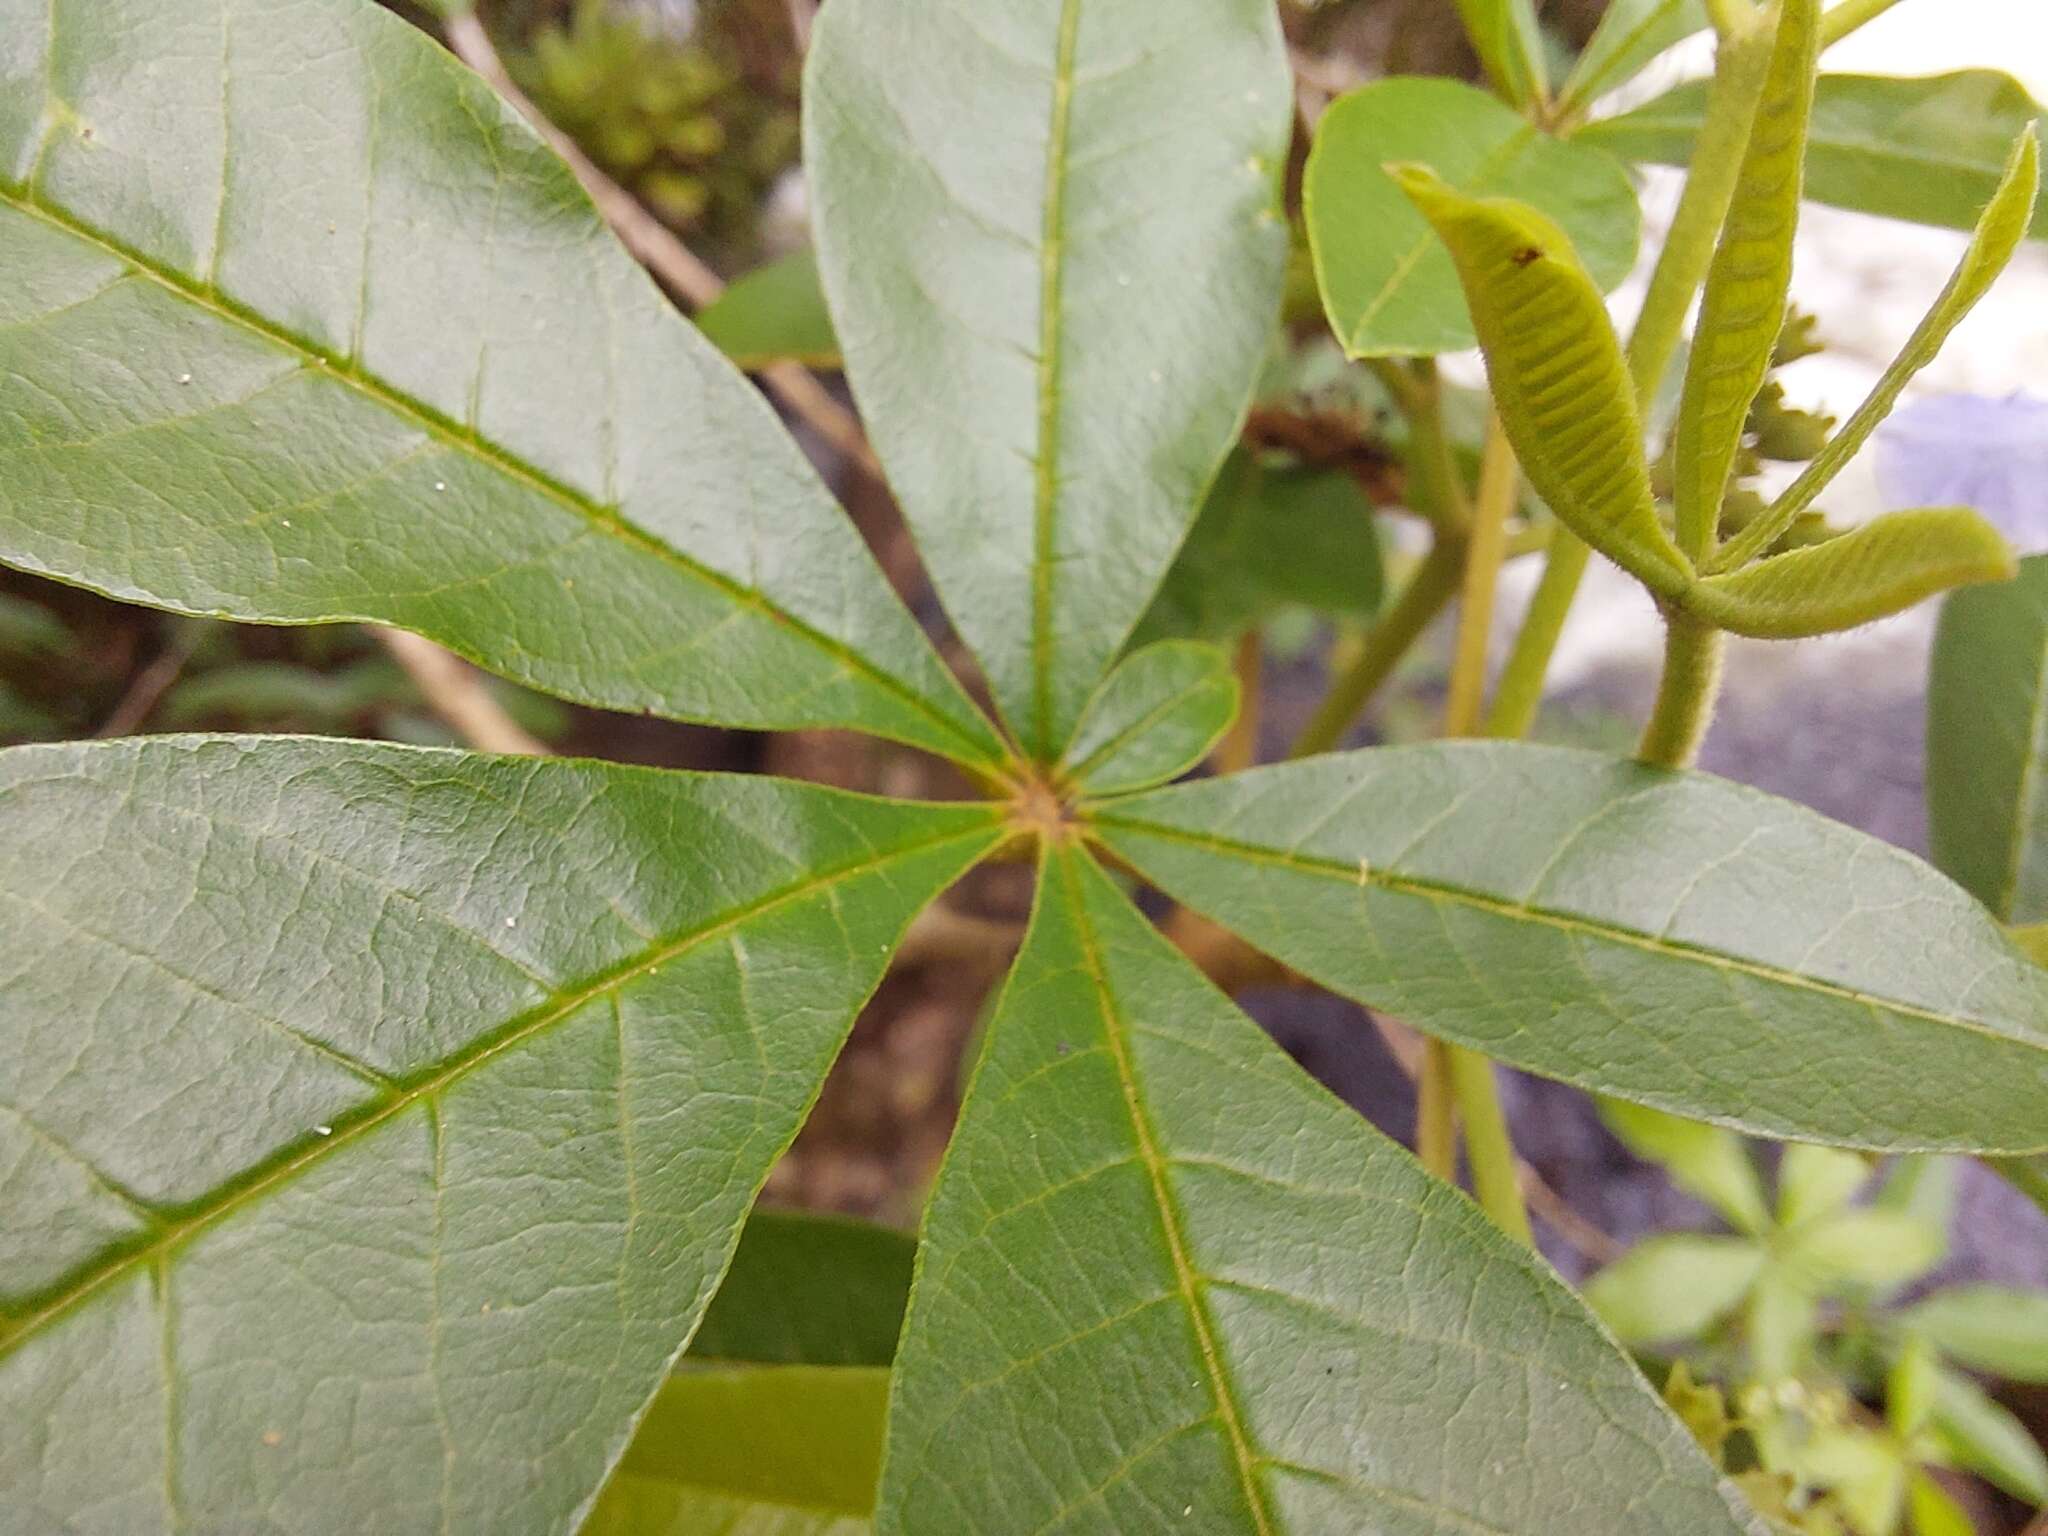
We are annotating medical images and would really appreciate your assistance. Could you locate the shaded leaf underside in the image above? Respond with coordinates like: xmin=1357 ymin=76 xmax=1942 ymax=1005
xmin=881 ymin=843 xmax=1760 ymax=1535
xmin=0 ymin=0 xmax=1002 ymax=768
xmin=0 ymin=738 xmax=998 ymax=1535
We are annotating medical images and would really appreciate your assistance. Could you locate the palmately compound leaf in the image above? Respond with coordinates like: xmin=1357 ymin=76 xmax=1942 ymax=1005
xmin=1715 ymin=125 xmax=2040 ymax=571
xmin=1929 ymin=555 xmax=2048 ymax=924
xmin=880 ymin=843 xmax=1763 ymax=1536
xmin=1689 ymin=506 xmax=2015 ymax=639
xmin=1090 ymin=743 xmax=2048 ymax=1153
xmin=0 ymin=0 xmax=1004 ymax=771
xmin=1557 ymin=0 xmax=1709 ymax=118
xmin=692 ymin=248 xmax=842 ymax=371
xmin=0 ymin=737 xmax=999 ymax=1535
xmin=1391 ymin=167 xmax=1694 ymax=598
xmin=1671 ymin=0 xmax=1816 ymax=561
xmin=1304 ymin=76 xmax=1640 ymax=357
xmin=582 ymin=1365 xmax=886 ymax=1536
xmin=806 ymin=0 xmax=1291 ymax=761
xmin=1060 ymin=640 xmax=1238 ymax=797
xmin=1584 ymin=69 xmax=2048 ymax=240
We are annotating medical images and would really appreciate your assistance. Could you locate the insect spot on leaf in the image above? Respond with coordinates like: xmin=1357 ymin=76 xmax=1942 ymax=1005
xmin=1512 ymin=246 xmax=1542 ymax=268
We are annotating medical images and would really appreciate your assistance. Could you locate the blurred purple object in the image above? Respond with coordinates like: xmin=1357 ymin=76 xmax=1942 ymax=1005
xmin=1875 ymin=393 xmax=2048 ymax=547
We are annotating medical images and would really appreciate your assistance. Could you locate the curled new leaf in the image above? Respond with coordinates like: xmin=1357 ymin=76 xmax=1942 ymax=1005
xmin=1672 ymin=0 xmax=1817 ymax=560
xmin=1060 ymin=640 xmax=1238 ymax=797
xmin=1690 ymin=507 xmax=2015 ymax=639
xmin=1715 ymin=124 xmax=2042 ymax=572
xmin=1391 ymin=167 xmax=1693 ymax=598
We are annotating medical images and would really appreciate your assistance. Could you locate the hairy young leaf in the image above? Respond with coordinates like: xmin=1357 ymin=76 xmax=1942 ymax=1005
xmin=1060 ymin=640 xmax=1237 ymax=796
xmin=1392 ymin=168 xmax=1694 ymax=597
xmin=1715 ymin=126 xmax=2039 ymax=569
xmin=1305 ymin=77 xmax=1640 ymax=356
xmin=1132 ymin=451 xmax=1384 ymax=646
xmin=1454 ymin=0 xmax=1550 ymax=112
xmin=583 ymin=1365 xmax=886 ymax=1536
xmin=1690 ymin=507 xmax=2015 ymax=638
xmin=690 ymin=1210 xmax=914 ymax=1368
xmin=806 ymin=0 xmax=1291 ymax=760
xmin=1091 ymin=743 xmax=2048 ymax=1152
xmin=695 ymin=248 xmax=842 ymax=371
xmin=1558 ymin=0 xmax=1708 ymax=118
xmin=1929 ymin=556 xmax=2048 ymax=924
xmin=0 ymin=0 xmax=1003 ymax=769
xmin=880 ymin=844 xmax=1762 ymax=1536
xmin=0 ymin=737 xmax=998 ymax=1535
xmin=1585 ymin=70 xmax=2048 ymax=238
xmin=1672 ymin=0 xmax=1817 ymax=561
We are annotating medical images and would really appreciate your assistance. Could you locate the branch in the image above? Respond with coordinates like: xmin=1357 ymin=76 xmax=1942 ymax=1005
xmin=376 ymin=628 xmax=549 ymax=756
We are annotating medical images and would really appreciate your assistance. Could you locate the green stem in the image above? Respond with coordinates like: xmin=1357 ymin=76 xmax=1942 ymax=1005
xmin=1819 ymin=0 xmax=1908 ymax=47
xmin=1483 ymin=25 xmax=1775 ymax=740
xmin=1448 ymin=1047 xmax=1535 ymax=1245
xmin=1370 ymin=358 xmax=1470 ymax=536
xmin=1637 ymin=610 xmax=1726 ymax=768
xmin=1416 ymin=1037 xmax=1458 ymax=1182
xmin=1444 ymin=419 xmax=1517 ymax=737
xmin=1288 ymin=537 xmax=1464 ymax=759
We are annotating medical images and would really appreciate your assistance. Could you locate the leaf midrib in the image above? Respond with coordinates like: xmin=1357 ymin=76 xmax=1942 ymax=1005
xmin=1059 ymin=848 xmax=1276 ymax=1536
xmin=0 ymin=816 xmax=999 ymax=1359
xmin=1088 ymin=811 xmax=2048 ymax=1053
xmin=0 ymin=178 xmax=1001 ymax=771
xmin=1029 ymin=0 xmax=1084 ymax=758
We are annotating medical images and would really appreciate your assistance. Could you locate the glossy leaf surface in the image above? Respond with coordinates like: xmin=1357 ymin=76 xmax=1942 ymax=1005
xmin=880 ymin=844 xmax=1761 ymax=1535
xmin=1132 ymin=450 xmax=1384 ymax=646
xmin=583 ymin=1366 xmax=886 ymax=1536
xmin=1061 ymin=640 xmax=1237 ymax=796
xmin=690 ymin=1210 xmax=914 ymax=1368
xmin=1671 ymin=0 xmax=1816 ymax=561
xmin=1691 ymin=507 xmax=2015 ymax=639
xmin=0 ymin=0 xmax=1003 ymax=769
xmin=1092 ymin=743 xmax=2048 ymax=1152
xmin=1306 ymin=77 xmax=1640 ymax=357
xmin=0 ymin=737 xmax=999 ymax=1534
xmin=806 ymin=0 xmax=1291 ymax=759
xmin=1392 ymin=169 xmax=1693 ymax=597
xmin=1558 ymin=0 xmax=1708 ymax=117
xmin=1586 ymin=70 xmax=2048 ymax=238
xmin=694 ymin=248 xmax=841 ymax=371
xmin=1929 ymin=555 xmax=2048 ymax=923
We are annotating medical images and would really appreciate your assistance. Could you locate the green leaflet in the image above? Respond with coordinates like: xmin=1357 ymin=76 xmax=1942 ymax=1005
xmin=1391 ymin=167 xmax=1694 ymax=598
xmin=878 ymin=843 xmax=1762 ymax=1536
xmin=1585 ymin=1235 xmax=1764 ymax=1344
xmin=805 ymin=0 xmax=1291 ymax=761
xmin=1305 ymin=76 xmax=1641 ymax=357
xmin=1929 ymin=555 xmax=2048 ymax=924
xmin=688 ymin=1210 xmax=915 ymax=1369
xmin=1453 ymin=0 xmax=1550 ymax=112
xmin=582 ymin=1365 xmax=887 ymax=1536
xmin=0 ymin=0 xmax=1003 ymax=770
xmin=1671 ymin=0 xmax=1817 ymax=562
xmin=1930 ymin=1364 xmax=2048 ymax=1505
xmin=694 ymin=248 xmax=841 ymax=371
xmin=1900 ymin=1286 xmax=2048 ymax=1384
xmin=1597 ymin=1098 xmax=1770 ymax=1234
xmin=1558 ymin=0 xmax=1709 ymax=118
xmin=1090 ymin=743 xmax=2048 ymax=1152
xmin=1584 ymin=69 xmax=2048 ymax=240
xmin=1715 ymin=126 xmax=2040 ymax=571
xmin=1690 ymin=507 xmax=2015 ymax=639
xmin=0 ymin=737 xmax=999 ymax=1534
xmin=1131 ymin=450 xmax=1385 ymax=646
xmin=1060 ymin=640 xmax=1238 ymax=796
